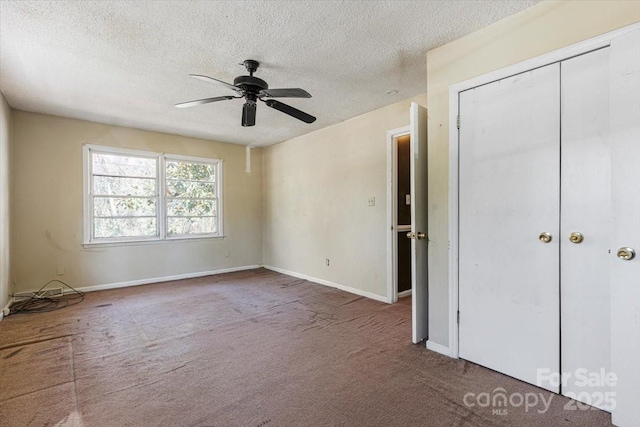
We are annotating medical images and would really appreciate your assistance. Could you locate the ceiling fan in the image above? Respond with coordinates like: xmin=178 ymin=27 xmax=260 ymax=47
xmin=176 ymin=59 xmax=316 ymax=127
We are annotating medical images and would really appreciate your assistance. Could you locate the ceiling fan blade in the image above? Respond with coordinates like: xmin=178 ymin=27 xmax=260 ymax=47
xmin=175 ymin=96 xmax=235 ymax=108
xmin=259 ymin=88 xmax=311 ymax=98
xmin=190 ymin=74 xmax=242 ymax=93
xmin=242 ymin=103 xmax=256 ymax=127
xmin=264 ymin=100 xmax=316 ymax=123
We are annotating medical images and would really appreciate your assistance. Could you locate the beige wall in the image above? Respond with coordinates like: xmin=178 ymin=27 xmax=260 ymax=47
xmin=426 ymin=1 xmax=640 ymax=346
xmin=11 ymin=111 xmax=262 ymax=293
xmin=0 ymin=94 xmax=11 ymax=310
xmin=263 ymin=93 xmax=427 ymax=300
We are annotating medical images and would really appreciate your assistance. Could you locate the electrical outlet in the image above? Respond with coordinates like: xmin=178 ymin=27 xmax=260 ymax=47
xmin=367 ymin=197 xmax=376 ymax=207
xmin=57 ymin=266 xmax=65 ymax=276
xmin=325 ymin=259 xmax=330 ymax=266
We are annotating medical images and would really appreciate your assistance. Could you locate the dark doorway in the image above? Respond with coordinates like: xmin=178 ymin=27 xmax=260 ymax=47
xmin=396 ymin=135 xmax=412 ymax=295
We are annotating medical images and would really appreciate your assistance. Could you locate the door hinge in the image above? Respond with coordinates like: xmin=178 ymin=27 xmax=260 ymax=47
xmin=456 ymin=115 xmax=461 ymax=129
xmin=457 ymin=310 xmax=460 ymax=324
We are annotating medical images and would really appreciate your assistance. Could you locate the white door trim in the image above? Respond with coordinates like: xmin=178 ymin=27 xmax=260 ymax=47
xmin=448 ymin=22 xmax=640 ymax=360
xmin=387 ymin=125 xmax=411 ymax=304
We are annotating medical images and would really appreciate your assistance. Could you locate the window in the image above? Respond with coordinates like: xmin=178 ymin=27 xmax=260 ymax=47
xmin=84 ymin=145 xmax=223 ymax=244
xmin=165 ymin=158 xmax=218 ymax=236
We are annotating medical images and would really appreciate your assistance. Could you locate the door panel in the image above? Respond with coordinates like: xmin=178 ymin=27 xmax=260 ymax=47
xmin=560 ymin=48 xmax=612 ymax=409
xmin=458 ymin=64 xmax=561 ymax=391
xmin=410 ymin=102 xmax=428 ymax=344
xmin=610 ymin=28 xmax=640 ymax=427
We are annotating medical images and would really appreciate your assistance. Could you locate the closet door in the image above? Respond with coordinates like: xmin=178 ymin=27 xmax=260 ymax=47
xmin=560 ymin=48 xmax=612 ymax=410
xmin=458 ymin=63 xmax=561 ymax=391
xmin=610 ymin=28 xmax=640 ymax=427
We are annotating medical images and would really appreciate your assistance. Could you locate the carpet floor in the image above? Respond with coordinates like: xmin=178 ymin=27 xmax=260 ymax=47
xmin=0 ymin=268 xmax=612 ymax=426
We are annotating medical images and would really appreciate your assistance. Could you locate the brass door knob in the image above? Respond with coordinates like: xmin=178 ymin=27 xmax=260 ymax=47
xmin=539 ymin=232 xmax=552 ymax=243
xmin=569 ymin=232 xmax=584 ymax=244
xmin=407 ymin=232 xmax=426 ymax=240
xmin=617 ymin=247 xmax=636 ymax=261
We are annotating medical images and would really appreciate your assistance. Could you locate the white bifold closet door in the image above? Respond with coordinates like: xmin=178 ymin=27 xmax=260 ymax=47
xmin=560 ymin=48 xmax=611 ymax=410
xmin=458 ymin=63 xmax=561 ymax=392
xmin=610 ymin=28 xmax=640 ymax=426
xmin=459 ymin=47 xmax=613 ymax=404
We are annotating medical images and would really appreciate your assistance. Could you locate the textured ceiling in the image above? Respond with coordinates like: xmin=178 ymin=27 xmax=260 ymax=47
xmin=0 ymin=0 xmax=540 ymax=147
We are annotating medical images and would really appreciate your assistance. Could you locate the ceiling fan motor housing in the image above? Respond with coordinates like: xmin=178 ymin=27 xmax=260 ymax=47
xmin=237 ymin=61 xmax=263 ymax=126
xmin=234 ymin=75 xmax=268 ymax=101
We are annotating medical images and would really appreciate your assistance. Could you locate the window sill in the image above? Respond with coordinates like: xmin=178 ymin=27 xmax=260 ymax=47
xmin=82 ymin=235 xmax=226 ymax=249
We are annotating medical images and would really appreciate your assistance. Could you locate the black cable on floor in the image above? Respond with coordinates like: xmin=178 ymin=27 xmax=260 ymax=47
xmin=8 ymin=279 xmax=85 ymax=315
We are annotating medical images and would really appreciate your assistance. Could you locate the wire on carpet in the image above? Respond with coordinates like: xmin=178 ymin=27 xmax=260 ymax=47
xmin=8 ymin=280 xmax=85 ymax=315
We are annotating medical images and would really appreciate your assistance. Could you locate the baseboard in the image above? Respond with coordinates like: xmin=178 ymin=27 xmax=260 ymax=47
xmin=262 ymin=265 xmax=389 ymax=303
xmin=73 ymin=265 xmax=261 ymax=294
xmin=7 ymin=265 xmax=260 ymax=297
xmin=426 ymin=340 xmax=453 ymax=357
xmin=397 ymin=289 xmax=412 ymax=298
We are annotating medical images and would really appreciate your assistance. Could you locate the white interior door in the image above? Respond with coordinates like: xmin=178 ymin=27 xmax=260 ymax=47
xmin=560 ymin=48 xmax=612 ymax=410
xmin=458 ymin=64 xmax=561 ymax=391
xmin=410 ymin=102 xmax=428 ymax=344
xmin=610 ymin=28 xmax=640 ymax=427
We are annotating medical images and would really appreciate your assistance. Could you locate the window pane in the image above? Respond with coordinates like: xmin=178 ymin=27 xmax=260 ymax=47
xmin=93 ymin=176 xmax=156 ymax=196
xmin=93 ymin=153 xmax=156 ymax=177
xmin=167 ymin=216 xmax=216 ymax=236
xmin=94 ymin=217 xmax=157 ymax=238
xmin=166 ymin=199 xmax=216 ymax=217
xmin=166 ymin=180 xmax=215 ymax=198
xmin=94 ymin=197 xmax=156 ymax=217
xmin=86 ymin=150 xmax=222 ymax=242
xmin=164 ymin=159 xmax=219 ymax=236
xmin=165 ymin=161 xmax=215 ymax=181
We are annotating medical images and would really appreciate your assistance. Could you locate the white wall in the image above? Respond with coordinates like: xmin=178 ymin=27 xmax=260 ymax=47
xmin=11 ymin=92 xmax=428 ymax=303
xmin=0 ymin=93 xmax=11 ymax=310
xmin=11 ymin=111 xmax=263 ymax=293
xmin=263 ymin=93 xmax=427 ymax=301
xmin=426 ymin=1 xmax=640 ymax=346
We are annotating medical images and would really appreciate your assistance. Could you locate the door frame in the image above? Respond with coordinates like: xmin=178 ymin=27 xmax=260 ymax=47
xmin=386 ymin=125 xmax=411 ymax=304
xmin=446 ymin=23 xmax=639 ymax=360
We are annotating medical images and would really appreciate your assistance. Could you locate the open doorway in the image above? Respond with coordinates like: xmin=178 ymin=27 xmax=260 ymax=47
xmin=387 ymin=126 xmax=412 ymax=303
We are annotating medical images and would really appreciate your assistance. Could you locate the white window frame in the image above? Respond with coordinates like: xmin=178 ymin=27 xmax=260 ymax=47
xmin=83 ymin=144 xmax=224 ymax=246
xmin=162 ymin=153 xmax=224 ymax=241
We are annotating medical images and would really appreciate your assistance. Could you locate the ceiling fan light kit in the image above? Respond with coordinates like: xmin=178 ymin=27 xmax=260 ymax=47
xmin=176 ymin=59 xmax=316 ymax=127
